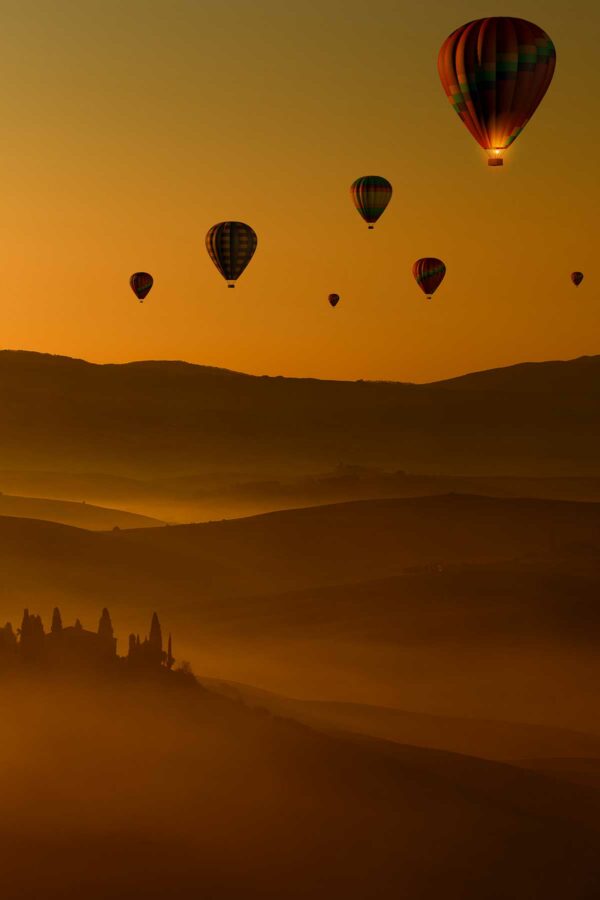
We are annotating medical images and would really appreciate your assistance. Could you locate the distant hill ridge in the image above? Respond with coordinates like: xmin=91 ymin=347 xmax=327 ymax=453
xmin=2 ymin=349 xmax=600 ymax=476
xmin=0 ymin=349 xmax=246 ymax=379
xmin=2 ymin=347 xmax=600 ymax=388
xmin=436 ymin=355 xmax=600 ymax=392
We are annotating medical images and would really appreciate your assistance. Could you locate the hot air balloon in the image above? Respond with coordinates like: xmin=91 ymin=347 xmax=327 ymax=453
xmin=328 ymin=294 xmax=340 ymax=307
xmin=412 ymin=258 xmax=446 ymax=299
xmin=130 ymin=272 xmax=153 ymax=302
xmin=438 ymin=17 xmax=556 ymax=166
xmin=206 ymin=221 xmax=257 ymax=287
xmin=571 ymin=271 xmax=584 ymax=287
xmin=351 ymin=176 xmax=392 ymax=228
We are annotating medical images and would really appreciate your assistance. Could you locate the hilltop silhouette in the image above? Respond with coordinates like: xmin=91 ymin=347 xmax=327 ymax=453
xmin=0 ymin=606 xmax=175 ymax=674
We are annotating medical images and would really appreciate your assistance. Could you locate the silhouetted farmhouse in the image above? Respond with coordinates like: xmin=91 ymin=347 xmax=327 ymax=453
xmin=0 ymin=608 xmax=175 ymax=670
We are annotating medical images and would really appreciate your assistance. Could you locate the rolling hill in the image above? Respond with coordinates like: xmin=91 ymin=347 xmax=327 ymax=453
xmin=0 ymin=493 xmax=162 ymax=530
xmin=2 ymin=349 xmax=600 ymax=481
xmin=2 ymin=492 xmax=600 ymax=604
xmin=1 ymin=493 xmax=599 ymax=731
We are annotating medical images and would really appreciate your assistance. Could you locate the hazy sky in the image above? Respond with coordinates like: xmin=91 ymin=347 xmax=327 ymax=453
xmin=1 ymin=0 xmax=598 ymax=381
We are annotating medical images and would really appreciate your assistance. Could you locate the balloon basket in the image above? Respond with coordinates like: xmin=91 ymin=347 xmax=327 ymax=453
xmin=228 ymin=284 xmax=235 ymax=288
xmin=488 ymin=158 xmax=503 ymax=167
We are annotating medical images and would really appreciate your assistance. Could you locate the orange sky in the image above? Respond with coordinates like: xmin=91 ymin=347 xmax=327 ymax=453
xmin=1 ymin=0 xmax=598 ymax=382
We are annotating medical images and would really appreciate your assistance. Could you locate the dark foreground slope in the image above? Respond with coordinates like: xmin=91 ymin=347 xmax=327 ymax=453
xmin=2 ymin=350 xmax=600 ymax=478
xmin=1 ymin=494 xmax=599 ymax=731
xmin=1 ymin=669 xmax=599 ymax=900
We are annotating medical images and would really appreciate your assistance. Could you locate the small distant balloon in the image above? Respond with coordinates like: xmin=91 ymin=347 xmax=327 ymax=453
xmin=328 ymin=294 xmax=340 ymax=307
xmin=412 ymin=258 xmax=446 ymax=299
xmin=438 ymin=17 xmax=556 ymax=167
xmin=130 ymin=272 xmax=153 ymax=302
xmin=571 ymin=271 xmax=584 ymax=287
xmin=350 ymin=176 xmax=392 ymax=228
xmin=206 ymin=221 xmax=257 ymax=287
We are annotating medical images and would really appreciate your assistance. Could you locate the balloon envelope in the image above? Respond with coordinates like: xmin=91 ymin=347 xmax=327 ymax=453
xmin=571 ymin=271 xmax=584 ymax=287
xmin=412 ymin=258 xmax=446 ymax=298
xmin=350 ymin=176 xmax=392 ymax=227
xmin=438 ymin=17 xmax=556 ymax=166
xmin=206 ymin=221 xmax=257 ymax=286
xmin=130 ymin=272 xmax=153 ymax=301
xmin=328 ymin=294 xmax=340 ymax=307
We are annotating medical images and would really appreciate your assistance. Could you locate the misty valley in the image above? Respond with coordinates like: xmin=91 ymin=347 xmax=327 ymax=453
xmin=0 ymin=351 xmax=599 ymax=898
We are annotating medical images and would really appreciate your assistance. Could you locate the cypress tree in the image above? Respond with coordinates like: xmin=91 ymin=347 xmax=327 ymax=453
xmin=149 ymin=613 xmax=162 ymax=653
xmin=19 ymin=609 xmax=30 ymax=639
xmin=98 ymin=608 xmax=114 ymax=640
xmin=51 ymin=608 xmax=63 ymax=634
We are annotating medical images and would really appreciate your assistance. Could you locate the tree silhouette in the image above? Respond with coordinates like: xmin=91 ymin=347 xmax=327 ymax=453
xmin=167 ymin=633 xmax=175 ymax=670
xmin=149 ymin=613 xmax=163 ymax=653
xmin=1 ymin=608 xmax=176 ymax=673
xmin=51 ymin=607 xmax=63 ymax=634
xmin=98 ymin=608 xmax=114 ymax=641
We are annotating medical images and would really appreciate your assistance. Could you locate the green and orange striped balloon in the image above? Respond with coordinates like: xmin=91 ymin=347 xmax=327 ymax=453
xmin=438 ymin=17 xmax=556 ymax=166
xmin=350 ymin=176 xmax=392 ymax=228
xmin=412 ymin=258 xmax=446 ymax=299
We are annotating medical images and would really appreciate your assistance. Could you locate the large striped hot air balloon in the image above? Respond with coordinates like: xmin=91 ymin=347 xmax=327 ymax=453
xmin=130 ymin=272 xmax=153 ymax=302
xmin=412 ymin=258 xmax=446 ymax=299
xmin=571 ymin=271 xmax=584 ymax=287
xmin=350 ymin=176 xmax=392 ymax=228
xmin=206 ymin=221 xmax=257 ymax=287
xmin=438 ymin=17 xmax=556 ymax=166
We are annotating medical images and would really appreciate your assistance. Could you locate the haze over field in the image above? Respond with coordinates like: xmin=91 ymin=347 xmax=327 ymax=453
xmin=2 ymin=349 xmax=600 ymax=897
xmin=0 ymin=493 xmax=162 ymax=530
xmin=3 ymin=358 xmax=600 ymax=900
xmin=3 ymin=670 xmax=599 ymax=900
